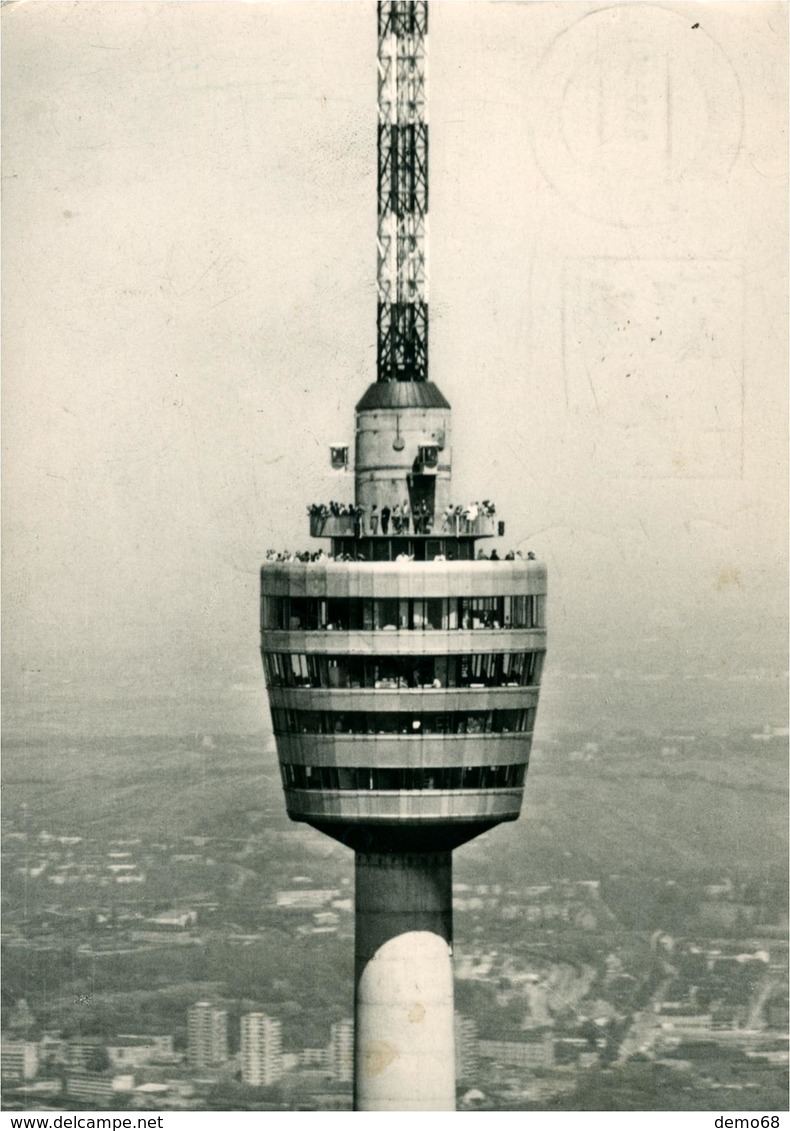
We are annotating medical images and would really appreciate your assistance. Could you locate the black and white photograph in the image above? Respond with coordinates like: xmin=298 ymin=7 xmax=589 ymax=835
xmin=2 ymin=0 xmax=787 ymax=1119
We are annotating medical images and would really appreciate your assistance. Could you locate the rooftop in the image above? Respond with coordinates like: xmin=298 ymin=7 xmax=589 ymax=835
xmin=355 ymin=381 xmax=451 ymax=412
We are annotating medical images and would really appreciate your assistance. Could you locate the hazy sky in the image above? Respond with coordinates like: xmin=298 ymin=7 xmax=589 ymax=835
xmin=3 ymin=1 xmax=787 ymax=735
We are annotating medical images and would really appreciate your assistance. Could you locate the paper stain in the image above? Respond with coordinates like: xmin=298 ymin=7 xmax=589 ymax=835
xmin=714 ymin=567 xmax=742 ymax=591
xmin=408 ymin=1002 xmax=426 ymax=1023
xmin=361 ymin=1039 xmax=398 ymax=1077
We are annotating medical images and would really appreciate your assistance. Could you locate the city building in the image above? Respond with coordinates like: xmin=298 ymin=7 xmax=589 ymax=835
xmin=329 ymin=1019 xmax=354 ymax=1084
xmin=187 ymin=1002 xmax=228 ymax=1069
xmin=102 ymin=1034 xmax=179 ymax=1070
xmin=275 ymin=889 xmax=340 ymax=910
xmin=260 ymin=0 xmax=547 ymax=1111
xmin=0 ymin=1040 xmax=39 ymax=1082
xmin=37 ymin=1034 xmax=67 ymax=1072
xmin=478 ymin=1033 xmax=555 ymax=1071
xmin=240 ymin=1013 xmax=283 ymax=1087
xmin=117 ymin=1034 xmax=176 ymax=1061
xmin=66 ymin=1037 xmax=107 ymax=1069
xmin=455 ymin=1015 xmax=480 ymax=1082
xmin=66 ymin=1071 xmax=134 ymax=1103
xmin=299 ymin=1047 xmax=330 ymax=1071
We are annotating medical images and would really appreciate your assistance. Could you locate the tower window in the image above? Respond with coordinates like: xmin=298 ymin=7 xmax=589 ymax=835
xmin=280 ymin=763 xmax=529 ymax=792
xmin=270 ymin=707 xmax=537 ymax=736
xmin=262 ymin=651 xmax=544 ymax=690
xmin=262 ymin=594 xmax=545 ymax=633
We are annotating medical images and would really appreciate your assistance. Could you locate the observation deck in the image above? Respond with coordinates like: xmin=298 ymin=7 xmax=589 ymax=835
xmin=308 ymin=513 xmax=497 ymax=540
xmin=261 ymin=558 xmax=547 ymax=852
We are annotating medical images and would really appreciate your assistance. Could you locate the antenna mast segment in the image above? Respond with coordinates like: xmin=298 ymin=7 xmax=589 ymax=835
xmin=377 ymin=0 xmax=428 ymax=383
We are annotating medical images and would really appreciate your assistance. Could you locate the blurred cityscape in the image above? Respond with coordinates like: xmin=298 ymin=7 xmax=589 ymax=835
xmin=2 ymin=721 xmax=787 ymax=1112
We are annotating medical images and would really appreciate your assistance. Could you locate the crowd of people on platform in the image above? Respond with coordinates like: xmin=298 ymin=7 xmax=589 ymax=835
xmin=266 ymin=548 xmax=340 ymax=563
xmin=306 ymin=499 xmax=498 ymax=536
xmin=307 ymin=502 xmax=363 ymax=521
xmin=440 ymin=501 xmax=496 ymax=533
xmin=307 ymin=502 xmax=365 ymax=537
xmin=264 ymin=547 xmax=535 ymax=564
xmin=366 ymin=501 xmax=430 ymax=534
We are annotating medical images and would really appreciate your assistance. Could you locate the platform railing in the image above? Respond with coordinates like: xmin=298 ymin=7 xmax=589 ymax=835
xmin=308 ymin=513 xmax=497 ymax=538
xmin=436 ymin=515 xmax=497 ymax=537
xmin=309 ymin=514 xmax=358 ymax=537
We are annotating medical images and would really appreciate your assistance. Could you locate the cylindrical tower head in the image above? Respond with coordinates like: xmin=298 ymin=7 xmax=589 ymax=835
xmin=261 ymin=557 xmax=547 ymax=854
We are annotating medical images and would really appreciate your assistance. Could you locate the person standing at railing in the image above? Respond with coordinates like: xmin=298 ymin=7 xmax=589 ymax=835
xmin=402 ymin=498 xmax=410 ymax=534
xmin=369 ymin=504 xmax=378 ymax=534
xmin=392 ymin=503 xmax=402 ymax=534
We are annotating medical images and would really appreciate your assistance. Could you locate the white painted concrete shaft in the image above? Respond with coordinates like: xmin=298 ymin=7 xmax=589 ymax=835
xmin=354 ymin=852 xmax=455 ymax=1111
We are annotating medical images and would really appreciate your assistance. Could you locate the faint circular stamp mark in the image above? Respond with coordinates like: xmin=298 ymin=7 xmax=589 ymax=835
xmin=531 ymin=4 xmax=744 ymax=227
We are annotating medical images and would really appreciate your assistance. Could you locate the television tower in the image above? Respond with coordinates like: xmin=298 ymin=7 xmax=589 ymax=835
xmin=260 ymin=1 xmax=547 ymax=1110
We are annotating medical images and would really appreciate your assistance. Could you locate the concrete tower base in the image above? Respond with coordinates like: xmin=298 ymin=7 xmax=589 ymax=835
xmin=354 ymin=851 xmax=455 ymax=1111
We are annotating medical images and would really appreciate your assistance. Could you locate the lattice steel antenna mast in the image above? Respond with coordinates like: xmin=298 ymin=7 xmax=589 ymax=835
xmin=377 ymin=0 xmax=428 ymax=383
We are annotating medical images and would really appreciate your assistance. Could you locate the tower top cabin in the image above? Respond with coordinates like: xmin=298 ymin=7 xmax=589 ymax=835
xmin=350 ymin=2 xmax=454 ymax=544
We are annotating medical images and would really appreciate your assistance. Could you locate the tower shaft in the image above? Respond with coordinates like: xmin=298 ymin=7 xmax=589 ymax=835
xmin=354 ymin=851 xmax=455 ymax=1111
xmin=377 ymin=0 xmax=429 ymax=383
